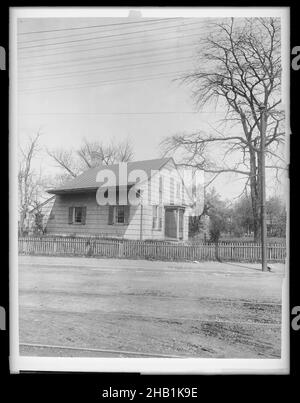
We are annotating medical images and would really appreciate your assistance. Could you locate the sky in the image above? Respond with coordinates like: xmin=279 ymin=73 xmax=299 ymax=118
xmin=15 ymin=13 xmax=287 ymax=201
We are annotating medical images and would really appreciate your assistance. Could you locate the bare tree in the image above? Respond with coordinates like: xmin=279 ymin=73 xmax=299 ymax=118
xmin=46 ymin=148 xmax=80 ymax=178
xmin=77 ymin=138 xmax=134 ymax=168
xmin=162 ymin=17 xmax=286 ymax=241
xmin=18 ymin=132 xmax=46 ymax=235
xmin=47 ymin=138 xmax=134 ymax=179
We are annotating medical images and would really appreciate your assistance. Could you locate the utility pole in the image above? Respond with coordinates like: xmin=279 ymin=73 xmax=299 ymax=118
xmin=259 ymin=105 xmax=268 ymax=272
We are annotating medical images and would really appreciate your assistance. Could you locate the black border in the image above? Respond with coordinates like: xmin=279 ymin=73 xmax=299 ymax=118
xmin=1 ymin=2 xmax=299 ymax=400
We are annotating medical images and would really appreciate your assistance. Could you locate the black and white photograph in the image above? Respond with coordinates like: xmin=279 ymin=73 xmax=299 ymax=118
xmin=10 ymin=7 xmax=289 ymax=374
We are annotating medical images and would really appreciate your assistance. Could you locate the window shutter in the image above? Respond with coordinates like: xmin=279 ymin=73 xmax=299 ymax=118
xmin=82 ymin=207 xmax=87 ymax=225
xmin=108 ymin=206 xmax=114 ymax=225
xmin=68 ymin=207 xmax=73 ymax=224
xmin=159 ymin=176 xmax=163 ymax=203
xmin=170 ymin=178 xmax=175 ymax=204
xmin=124 ymin=205 xmax=130 ymax=224
xmin=152 ymin=205 xmax=156 ymax=229
xmin=158 ymin=207 xmax=162 ymax=230
xmin=176 ymin=183 xmax=181 ymax=200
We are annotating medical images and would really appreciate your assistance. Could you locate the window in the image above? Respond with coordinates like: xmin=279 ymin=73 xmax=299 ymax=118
xmin=108 ymin=205 xmax=130 ymax=225
xmin=152 ymin=205 xmax=162 ymax=230
xmin=68 ymin=207 xmax=86 ymax=225
xmin=74 ymin=207 xmax=83 ymax=223
xmin=115 ymin=205 xmax=125 ymax=224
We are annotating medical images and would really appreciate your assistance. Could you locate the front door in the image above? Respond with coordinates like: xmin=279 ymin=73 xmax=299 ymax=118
xmin=165 ymin=208 xmax=177 ymax=238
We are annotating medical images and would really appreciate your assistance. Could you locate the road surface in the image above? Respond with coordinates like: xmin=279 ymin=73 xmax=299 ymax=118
xmin=19 ymin=256 xmax=284 ymax=358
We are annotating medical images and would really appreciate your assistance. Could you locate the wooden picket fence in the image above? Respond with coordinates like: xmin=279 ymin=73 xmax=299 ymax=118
xmin=18 ymin=237 xmax=286 ymax=262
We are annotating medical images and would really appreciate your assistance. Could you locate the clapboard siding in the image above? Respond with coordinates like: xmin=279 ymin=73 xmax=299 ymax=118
xmin=46 ymin=192 xmax=143 ymax=239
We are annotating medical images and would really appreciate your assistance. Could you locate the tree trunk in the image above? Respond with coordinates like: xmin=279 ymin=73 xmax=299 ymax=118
xmin=19 ymin=210 xmax=27 ymax=236
xmin=214 ymin=241 xmax=221 ymax=262
xmin=249 ymin=148 xmax=261 ymax=242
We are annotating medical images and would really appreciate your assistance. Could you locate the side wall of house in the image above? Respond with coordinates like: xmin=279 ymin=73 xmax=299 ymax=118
xmin=139 ymin=160 xmax=191 ymax=241
xmin=46 ymin=192 xmax=143 ymax=239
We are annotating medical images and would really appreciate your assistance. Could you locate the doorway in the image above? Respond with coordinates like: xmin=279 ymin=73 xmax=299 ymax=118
xmin=164 ymin=207 xmax=184 ymax=239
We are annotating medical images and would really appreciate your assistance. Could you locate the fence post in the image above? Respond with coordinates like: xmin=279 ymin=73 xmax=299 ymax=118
xmin=231 ymin=245 xmax=235 ymax=262
xmin=214 ymin=242 xmax=219 ymax=261
xmin=118 ymin=241 xmax=124 ymax=258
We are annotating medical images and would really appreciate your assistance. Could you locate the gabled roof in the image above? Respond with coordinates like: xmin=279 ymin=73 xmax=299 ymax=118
xmin=47 ymin=157 xmax=173 ymax=194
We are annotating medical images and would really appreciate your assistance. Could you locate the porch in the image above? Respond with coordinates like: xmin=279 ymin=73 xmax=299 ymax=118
xmin=164 ymin=206 xmax=185 ymax=241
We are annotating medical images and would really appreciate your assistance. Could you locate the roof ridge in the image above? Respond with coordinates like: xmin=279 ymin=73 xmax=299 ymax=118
xmin=102 ymin=156 xmax=171 ymax=167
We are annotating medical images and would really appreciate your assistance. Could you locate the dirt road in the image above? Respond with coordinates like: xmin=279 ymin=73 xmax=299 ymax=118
xmin=19 ymin=256 xmax=284 ymax=358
